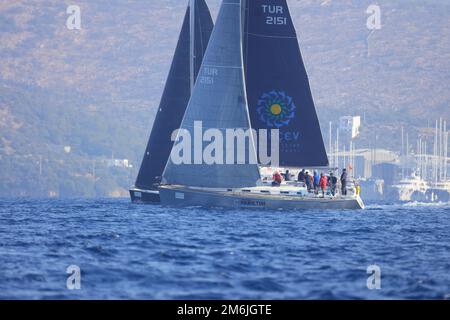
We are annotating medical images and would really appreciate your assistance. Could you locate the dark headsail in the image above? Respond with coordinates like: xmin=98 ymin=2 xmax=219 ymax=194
xmin=135 ymin=1 xmax=214 ymax=190
xmin=243 ymin=0 xmax=329 ymax=167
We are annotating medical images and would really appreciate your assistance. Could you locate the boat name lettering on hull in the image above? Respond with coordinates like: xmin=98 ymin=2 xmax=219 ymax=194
xmin=240 ymin=200 xmax=266 ymax=207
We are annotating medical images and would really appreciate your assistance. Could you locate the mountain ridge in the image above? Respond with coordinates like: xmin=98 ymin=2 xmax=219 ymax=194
xmin=1 ymin=0 xmax=449 ymax=197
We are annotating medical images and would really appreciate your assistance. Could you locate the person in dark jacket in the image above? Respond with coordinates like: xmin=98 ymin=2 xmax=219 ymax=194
xmin=340 ymin=169 xmax=348 ymax=195
xmin=329 ymin=172 xmax=338 ymax=196
xmin=305 ymin=171 xmax=312 ymax=191
xmin=297 ymin=169 xmax=306 ymax=184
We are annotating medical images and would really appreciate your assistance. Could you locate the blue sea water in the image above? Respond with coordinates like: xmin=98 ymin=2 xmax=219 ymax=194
xmin=0 ymin=198 xmax=449 ymax=300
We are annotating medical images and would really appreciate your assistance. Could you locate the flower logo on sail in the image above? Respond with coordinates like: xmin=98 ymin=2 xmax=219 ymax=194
xmin=256 ymin=91 xmax=296 ymax=128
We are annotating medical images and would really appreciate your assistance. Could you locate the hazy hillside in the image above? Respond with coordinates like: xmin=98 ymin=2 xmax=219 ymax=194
xmin=0 ymin=0 xmax=449 ymax=197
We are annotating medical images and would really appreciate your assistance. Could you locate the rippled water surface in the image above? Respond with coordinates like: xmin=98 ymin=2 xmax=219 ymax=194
xmin=0 ymin=199 xmax=449 ymax=299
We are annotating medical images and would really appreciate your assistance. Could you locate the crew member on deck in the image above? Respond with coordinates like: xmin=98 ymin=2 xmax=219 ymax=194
xmin=284 ymin=170 xmax=291 ymax=182
xmin=297 ymin=169 xmax=306 ymax=184
xmin=305 ymin=171 xmax=312 ymax=191
xmin=341 ymin=169 xmax=348 ymax=196
xmin=319 ymin=173 xmax=328 ymax=197
xmin=329 ymin=172 xmax=337 ymax=196
xmin=313 ymin=170 xmax=320 ymax=194
xmin=272 ymin=171 xmax=283 ymax=187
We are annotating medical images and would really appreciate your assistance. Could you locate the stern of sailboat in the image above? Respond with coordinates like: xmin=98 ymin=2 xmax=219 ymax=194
xmin=129 ymin=187 xmax=160 ymax=203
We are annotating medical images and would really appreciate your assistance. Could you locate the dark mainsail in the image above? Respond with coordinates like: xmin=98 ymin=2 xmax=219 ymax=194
xmin=243 ymin=0 xmax=329 ymax=168
xmin=135 ymin=1 xmax=214 ymax=190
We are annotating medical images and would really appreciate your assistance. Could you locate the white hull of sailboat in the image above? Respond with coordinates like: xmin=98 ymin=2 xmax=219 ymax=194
xmin=159 ymin=185 xmax=365 ymax=210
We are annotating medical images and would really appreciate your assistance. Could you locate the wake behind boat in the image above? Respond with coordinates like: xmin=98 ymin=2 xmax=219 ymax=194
xmin=159 ymin=0 xmax=365 ymax=210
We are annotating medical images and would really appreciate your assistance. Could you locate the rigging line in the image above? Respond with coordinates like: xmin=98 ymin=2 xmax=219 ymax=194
xmin=202 ymin=64 xmax=242 ymax=69
xmin=243 ymin=0 xmax=250 ymax=75
xmin=246 ymin=32 xmax=297 ymax=39
xmin=222 ymin=1 xmax=240 ymax=6
xmin=197 ymin=1 xmax=205 ymax=67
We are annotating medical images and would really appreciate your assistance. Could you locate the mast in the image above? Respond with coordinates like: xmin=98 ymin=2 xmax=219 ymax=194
xmin=440 ymin=121 xmax=442 ymax=181
xmin=434 ymin=120 xmax=438 ymax=185
xmin=417 ymin=137 xmax=421 ymax=178
xmin=336 ymin=128 xmax=339 ymax=170
xmin=406 ymin=132 xmax=409 ymax=175
xmin=425 ymin=141 xmax=428 ymax=180
xmin=350 ymin=140 xmax=354 ymax=177
xmin=446 ymin=121 xmax=448 ymax=182
xmin=329 ymin=121 xmax=333 ymax=168
xmin=189 ymin=0 xmax=196 ymax=93
xmin=401 ymin=126 xmax=404 ymax=179
xmin=343 ymin=145 xmax=346 ymax=172
xmin=445 ymin=120 xmax=448 ymax=182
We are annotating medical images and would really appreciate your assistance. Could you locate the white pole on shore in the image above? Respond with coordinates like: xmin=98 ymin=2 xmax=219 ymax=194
xmin=444 ymin=120 xmax=448 ymax=182
xmin=329 ymin=121 xmax=332 ymax=168
xmin=434 ymin=120 xmax=438 ymax=186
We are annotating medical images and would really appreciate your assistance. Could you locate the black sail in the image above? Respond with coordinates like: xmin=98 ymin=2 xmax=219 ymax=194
xmin=243 ymin=0 xmax=329 ymax=167
xmin=135 ymin=1 xmax=214 ymax=190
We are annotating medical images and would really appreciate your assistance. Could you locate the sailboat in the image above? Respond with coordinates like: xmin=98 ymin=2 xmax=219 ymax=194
xmin=130 ymin=0 xmax=214 ymax=203
xmin=159 ymin=0 xmax=364 ymax=210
